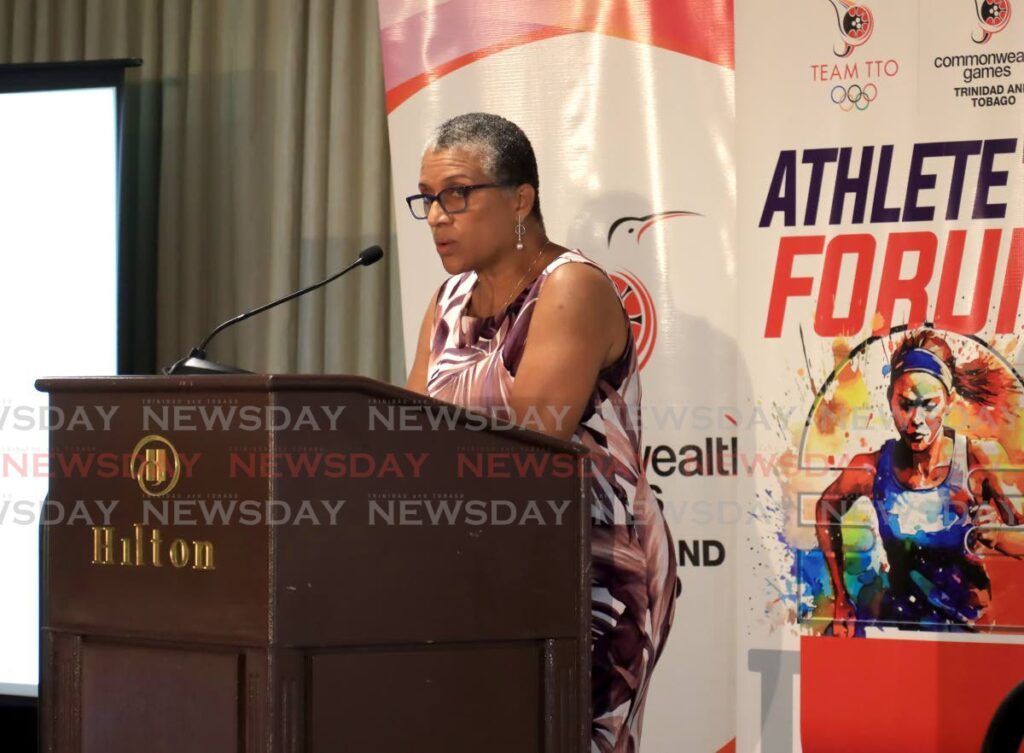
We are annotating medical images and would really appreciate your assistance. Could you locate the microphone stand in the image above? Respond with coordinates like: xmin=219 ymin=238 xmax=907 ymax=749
xmin=163 ymin=245 xmax=384 ymax=375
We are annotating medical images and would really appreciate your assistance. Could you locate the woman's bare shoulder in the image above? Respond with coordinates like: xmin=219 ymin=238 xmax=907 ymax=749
xmin=831 ymin=451 xmax=881 ymax=495
xmin=538 ymin=256 xmax=619 ymax=312
xmin=966 ymin=437 xmax=1010 ymax=469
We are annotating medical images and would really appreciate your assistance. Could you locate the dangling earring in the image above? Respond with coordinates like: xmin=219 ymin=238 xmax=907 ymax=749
xmin=515 ymin=214 xmax=525 ymax=251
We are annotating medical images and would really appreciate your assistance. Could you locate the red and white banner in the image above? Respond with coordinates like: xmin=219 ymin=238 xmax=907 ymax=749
xmin=378 ymin=2 xmax=737 ymax=750
xmin=736 ymin=1 xmax=1024 ymax=751
xmin=378 ymin=1 xmax=1024 ymax=750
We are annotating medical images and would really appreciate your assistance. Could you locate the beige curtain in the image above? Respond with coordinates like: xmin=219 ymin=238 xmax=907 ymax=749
xmin=0 ymin=0 xmax=404 ymax=382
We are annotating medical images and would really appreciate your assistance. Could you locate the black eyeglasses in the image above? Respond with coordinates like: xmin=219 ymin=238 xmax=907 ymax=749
xmin=405 ymin=183 xmax=510 ymax=219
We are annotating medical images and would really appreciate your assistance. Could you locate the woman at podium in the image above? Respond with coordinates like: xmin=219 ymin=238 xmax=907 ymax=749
xmin=404 ymin=112 xmax=678 ymax=752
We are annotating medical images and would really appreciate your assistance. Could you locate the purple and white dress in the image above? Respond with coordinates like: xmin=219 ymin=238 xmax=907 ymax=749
xmin=426 ymin=249 xmax=678 ymax=752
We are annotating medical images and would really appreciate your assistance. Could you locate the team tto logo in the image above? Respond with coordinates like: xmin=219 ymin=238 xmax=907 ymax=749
xmin=609 ymin=269 xmax=657 ymax=371
xmin=129 ymin=434 xmax=182 ymax=496
xmin=973 ymin=0 xmax=1011 ymax=43
xmin=827 ymin=0 xmax=873 ymax=57
xmin=830 ymin=82 xmax=877 ymax=110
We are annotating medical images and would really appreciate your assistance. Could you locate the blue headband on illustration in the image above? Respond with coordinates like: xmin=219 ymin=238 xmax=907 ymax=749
xmin=892 ymin=348 xmax=953 ymax=393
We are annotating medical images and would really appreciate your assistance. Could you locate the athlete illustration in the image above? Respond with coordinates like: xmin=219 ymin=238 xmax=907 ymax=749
xmin=815 ymin=330 xmax=1024 ymax=634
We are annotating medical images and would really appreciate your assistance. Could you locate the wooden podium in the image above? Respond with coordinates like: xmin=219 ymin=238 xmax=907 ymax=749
xmin=36 ymin=375 xmax=591 ymax=753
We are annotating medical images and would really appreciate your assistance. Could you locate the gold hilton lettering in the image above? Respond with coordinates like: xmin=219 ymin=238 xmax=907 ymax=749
xmin=91 ymin=524 xmax=215 ymax=571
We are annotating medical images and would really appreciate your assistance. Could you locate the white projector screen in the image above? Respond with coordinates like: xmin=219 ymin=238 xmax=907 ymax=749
xmin=0 ymin=85 xmax=119 ymax=697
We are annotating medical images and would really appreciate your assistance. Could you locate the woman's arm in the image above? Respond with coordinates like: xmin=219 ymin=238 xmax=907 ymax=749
xmin=814 ymin=454 xmax=876 ymax=636
xmin=505 ymin=263 xmax=627 ymax=441
xmin=967 ymin=441 xmax=1024 ymax=557
xmin=404 ymin=286 xmax=441 ymax=396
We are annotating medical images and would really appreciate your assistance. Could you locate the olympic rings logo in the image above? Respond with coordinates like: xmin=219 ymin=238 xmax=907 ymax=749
xmin=830 ymin=83 xmax=877 ymax=111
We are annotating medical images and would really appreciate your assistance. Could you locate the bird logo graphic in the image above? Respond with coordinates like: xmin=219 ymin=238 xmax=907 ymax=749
xmin=605 ymin=209 xmax=700 ymax=370
xmin=607 ymin=210 xmax=701 ymax=246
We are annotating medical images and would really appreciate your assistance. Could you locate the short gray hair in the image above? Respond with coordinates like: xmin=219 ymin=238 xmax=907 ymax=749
xmin=426 ymin=112 xmax=544 ymax=227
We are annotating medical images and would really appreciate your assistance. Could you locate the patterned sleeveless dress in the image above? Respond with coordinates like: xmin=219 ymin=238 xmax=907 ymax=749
xmin=871 ymin=432 xmax=990 ymax=628
xmin=426 ymin=249 xmax=678 ymax=752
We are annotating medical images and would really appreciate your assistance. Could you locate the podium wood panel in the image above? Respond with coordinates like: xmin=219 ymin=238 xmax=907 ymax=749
xmin=310 ymin=643 xmax=541 ymax=752
xmin=80 ymin=643 xmax=240 ymax=753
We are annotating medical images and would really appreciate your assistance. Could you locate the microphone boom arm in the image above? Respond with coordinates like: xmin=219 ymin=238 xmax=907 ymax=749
xmin=163 ymin=245 xmax=383 ymax=375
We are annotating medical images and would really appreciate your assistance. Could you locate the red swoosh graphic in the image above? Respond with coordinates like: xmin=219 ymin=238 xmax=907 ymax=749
xmin=636 ymin=211 xmax=699 ymax=243
xmin=386 ymin=26 xmax=573 ymax=113
xmin=380 ymin=0 xmax=735 ymax=113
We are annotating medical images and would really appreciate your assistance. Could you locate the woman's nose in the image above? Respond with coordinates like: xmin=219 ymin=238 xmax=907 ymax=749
xmin=426 ymin=199 xmax=450 ymax=227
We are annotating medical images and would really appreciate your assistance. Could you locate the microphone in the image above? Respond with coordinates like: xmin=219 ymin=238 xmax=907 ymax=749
xmin=163 ymin=245 xmax=384 ymax=375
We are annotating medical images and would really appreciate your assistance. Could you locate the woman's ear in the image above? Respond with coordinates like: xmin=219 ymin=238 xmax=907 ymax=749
xmin=516 ymin=184 xmax=536 ymax=217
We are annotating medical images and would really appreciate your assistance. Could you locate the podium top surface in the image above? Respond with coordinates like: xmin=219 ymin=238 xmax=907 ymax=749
xmin=35 ymin=374 xmax=582 ymax=453
xmin=37 ymin=373 xmax=396 ymax=394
